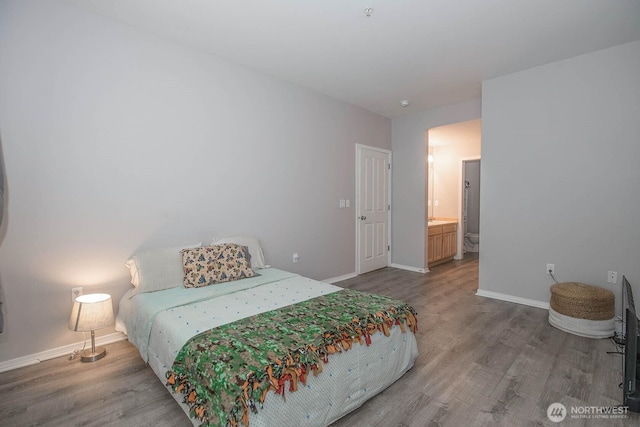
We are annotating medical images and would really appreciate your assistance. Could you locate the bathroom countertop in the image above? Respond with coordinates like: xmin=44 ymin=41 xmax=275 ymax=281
xmin=427 ymin=219 xmax=458 ymax=226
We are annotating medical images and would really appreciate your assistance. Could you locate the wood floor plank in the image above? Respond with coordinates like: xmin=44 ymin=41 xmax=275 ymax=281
xmin=1 ymin=254 xmax=638 ymax=426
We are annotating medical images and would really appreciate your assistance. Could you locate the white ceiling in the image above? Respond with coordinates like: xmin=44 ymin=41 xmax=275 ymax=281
xmin=62 ymin=0 xmax=640 ymax=118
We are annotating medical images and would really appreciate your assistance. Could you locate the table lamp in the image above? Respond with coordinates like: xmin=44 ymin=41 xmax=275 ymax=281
xmin=68 ymin=293 xmax=114 ymax=362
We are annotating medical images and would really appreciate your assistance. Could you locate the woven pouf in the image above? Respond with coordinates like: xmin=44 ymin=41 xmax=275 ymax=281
xmin=548 ymin=282 xmax=614 ymax=338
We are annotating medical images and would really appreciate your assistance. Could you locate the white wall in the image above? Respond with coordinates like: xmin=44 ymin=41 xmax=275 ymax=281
xmin=391 ymin=100 xmax=481 ymax=270
xmin=0 ymin=0 xmax=391 ymax=362
xmin=479 ymin=40 xmax=640 ymax=311
xmin=428 ymin=119 xmax=482 ymax=219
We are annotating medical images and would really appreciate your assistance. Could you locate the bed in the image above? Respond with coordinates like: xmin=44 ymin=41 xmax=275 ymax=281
xmin=116 ymin=237 xmax=419 ymax=427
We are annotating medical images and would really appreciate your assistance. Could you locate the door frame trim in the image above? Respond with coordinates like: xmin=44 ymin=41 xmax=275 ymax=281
xmin=355 ymin=144 xmax=392 ymax=275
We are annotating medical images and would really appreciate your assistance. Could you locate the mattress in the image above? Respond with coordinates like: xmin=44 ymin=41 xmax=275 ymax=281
xmin=116 ymin=268 xmax=418 ymax=426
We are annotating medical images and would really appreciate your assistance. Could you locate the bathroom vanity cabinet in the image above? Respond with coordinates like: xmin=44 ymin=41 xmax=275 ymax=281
xmin=427 ymin=221 xmax=457 ymax=267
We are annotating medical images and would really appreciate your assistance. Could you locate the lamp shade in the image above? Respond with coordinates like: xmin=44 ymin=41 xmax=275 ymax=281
xmin=69 ymin=293 xmax=114 ymax=332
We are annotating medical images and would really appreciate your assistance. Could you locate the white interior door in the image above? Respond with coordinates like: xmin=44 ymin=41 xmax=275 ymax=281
xmin=356 ymin=145 xmax=391 ymax=274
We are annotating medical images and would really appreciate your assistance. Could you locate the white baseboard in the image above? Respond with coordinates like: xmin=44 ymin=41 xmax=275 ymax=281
xmin=324 ymin=263 xmax=430 ymax=282
xmin=390 ymin=263 xmax=428 ymax=274
xmin=476 ymin=289 xmax=549 ymax=310
xmin=323 ymin=272 xmax=358 ymax=283
xmin=0 ymin=332 xmax=127 ymax=373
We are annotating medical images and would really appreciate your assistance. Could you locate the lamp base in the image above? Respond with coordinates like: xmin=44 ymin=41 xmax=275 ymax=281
xmin=80 ymin=347 xmax=106 ymax=362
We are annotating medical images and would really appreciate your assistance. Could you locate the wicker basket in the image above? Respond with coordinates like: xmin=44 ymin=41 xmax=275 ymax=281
xmin=550 ymin=282 xmax=614 ymax=321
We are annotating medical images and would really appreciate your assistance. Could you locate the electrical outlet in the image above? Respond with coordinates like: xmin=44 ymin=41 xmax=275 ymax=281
xmin=608 ymin=271 xmax=618 ymax=284
xmin=292 ymin=253 xmax=300 ymax=263
xmin=546 ymin=264 xmax=555 ymax=275
xmin=71 ymin=287 xmax=83 ymax=303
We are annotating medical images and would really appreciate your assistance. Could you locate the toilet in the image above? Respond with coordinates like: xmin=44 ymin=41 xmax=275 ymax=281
xmin=464 ymin=233 xmax=479 ymax=252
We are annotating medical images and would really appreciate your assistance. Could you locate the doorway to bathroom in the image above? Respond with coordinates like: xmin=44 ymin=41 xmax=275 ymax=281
xmin=426 ymin=119 xmax=481 ymax=267
xmin=461 ymin=158 xmax=481 ymax=257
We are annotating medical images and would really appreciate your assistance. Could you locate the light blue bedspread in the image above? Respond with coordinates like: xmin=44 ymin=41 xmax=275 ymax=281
xmin=115 ymin=268 xmax=298 ymax=361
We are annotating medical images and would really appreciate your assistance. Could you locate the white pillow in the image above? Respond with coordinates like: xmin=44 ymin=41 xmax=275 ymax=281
xmin=125 ymin=243 xmax=201 ymax=295
xmin=211 ymin=236 xmax=266 ymax=269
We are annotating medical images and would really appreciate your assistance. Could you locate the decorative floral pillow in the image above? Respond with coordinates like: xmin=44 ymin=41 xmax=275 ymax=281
xmin=181 ymin=244 xmax=255 ymax=288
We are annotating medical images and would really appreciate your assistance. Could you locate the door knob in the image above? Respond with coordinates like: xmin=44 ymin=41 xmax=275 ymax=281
xmin=359 ymin=216 xmax=367 ymax=220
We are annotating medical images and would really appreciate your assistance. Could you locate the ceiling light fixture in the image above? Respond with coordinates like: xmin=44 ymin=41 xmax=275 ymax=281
xmin=364 ymin=7 xmax=374 ymax=17
xmin=400 ymin=100 xmax=410 ymax=107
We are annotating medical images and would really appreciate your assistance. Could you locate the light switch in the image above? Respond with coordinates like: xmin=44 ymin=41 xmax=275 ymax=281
xmin=339 ymin=199 xmax=346 ymax=208
xmin=345 ymin=199 xmax=350 ymax=208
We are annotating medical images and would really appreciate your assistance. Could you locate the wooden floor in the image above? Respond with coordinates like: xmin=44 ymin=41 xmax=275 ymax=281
xmin=1 ymin=254 xmax=638 ymax=426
